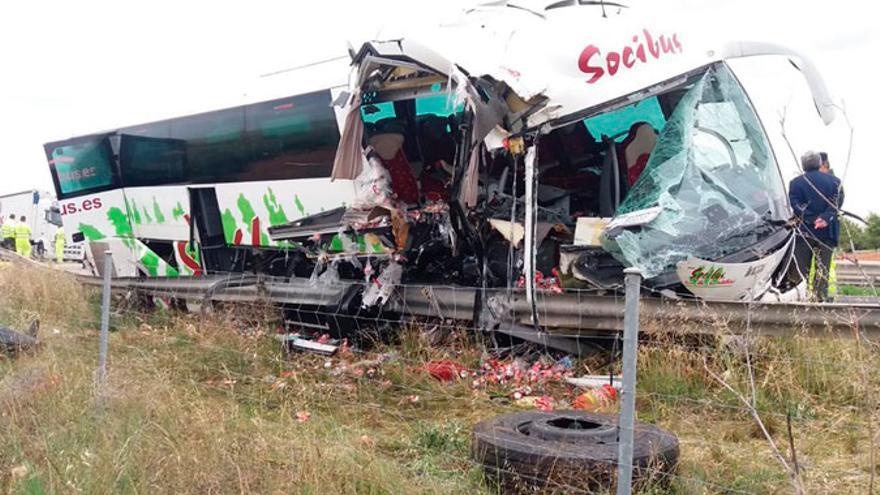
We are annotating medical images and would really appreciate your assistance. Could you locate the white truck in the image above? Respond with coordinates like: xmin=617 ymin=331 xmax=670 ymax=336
xmin=0 ymin=189 xmax=82 ymax=261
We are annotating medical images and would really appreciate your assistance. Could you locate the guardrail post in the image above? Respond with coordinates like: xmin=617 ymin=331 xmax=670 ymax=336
xmin=96 ymin=251 xmax=112 ymax=409
xmin=617 ymin=268 xmax=642 ymax=495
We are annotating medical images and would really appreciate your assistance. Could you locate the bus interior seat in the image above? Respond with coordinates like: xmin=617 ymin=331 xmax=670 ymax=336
xmin=368 ymin=132 xmax=420 ymax=205
xmin=369 ymin=117 xmax=406 ymax=141
xmin=618 ymin=122 xmax=657 ymax=186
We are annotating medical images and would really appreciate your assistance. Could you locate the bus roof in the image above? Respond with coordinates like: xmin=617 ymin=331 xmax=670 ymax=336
xmin=366 ymin=2 xmax=833 ymax=129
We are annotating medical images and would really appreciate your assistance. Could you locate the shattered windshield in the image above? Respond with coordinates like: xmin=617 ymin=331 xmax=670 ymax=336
xmin=602 ymin=63 xmax=786 ymax=278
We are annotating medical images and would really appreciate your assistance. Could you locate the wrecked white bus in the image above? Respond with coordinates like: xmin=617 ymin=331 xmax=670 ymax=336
xmin=44 ymin=2 xmax=835 ymax=313
xmin=277 ymin=1 xmax=836 ymax=312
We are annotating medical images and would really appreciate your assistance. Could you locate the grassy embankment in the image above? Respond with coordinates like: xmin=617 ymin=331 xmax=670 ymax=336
xmin=0 ymin=261 xmax=878 ymax=494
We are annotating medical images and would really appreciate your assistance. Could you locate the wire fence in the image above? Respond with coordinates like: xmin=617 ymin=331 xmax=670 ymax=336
xmin=2 ymin=248 xmax=879 ymax=493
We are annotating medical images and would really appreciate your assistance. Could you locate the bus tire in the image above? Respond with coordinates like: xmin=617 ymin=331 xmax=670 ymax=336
xmin=472 ymin=410 xmax=679 ymax=493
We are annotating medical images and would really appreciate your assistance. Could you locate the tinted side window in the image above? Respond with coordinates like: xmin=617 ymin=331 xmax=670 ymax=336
xmin=244 ymin=90 xmax=340 ymax=181
xmin=171 ymin=107 xmax=247 ymax=183
xmin=118 ymin=134 xmax=187 ymax=187
xmin=44 ymin=135 xmax=118 ymax=199
xmin=68 ymin=90 xmax=341 ymax=189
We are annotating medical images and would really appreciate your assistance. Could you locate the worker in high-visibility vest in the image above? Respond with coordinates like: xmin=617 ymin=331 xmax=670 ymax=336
xmin=809 ymin=254 xmax=838 ymax=300
xmin=1 ymin=214 xmax=16 ymax=251
xmin=14 ymin=216 xmax=32 ymax=258
xmin=54 ymin=227 xmax=65 ymax=263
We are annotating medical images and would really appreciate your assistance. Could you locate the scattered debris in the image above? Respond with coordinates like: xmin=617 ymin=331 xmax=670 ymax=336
xmin=473 ymin=356 xmax=575 ymax=389
xmin=514 ymin=395 xmax=557 ymax=411
xmin=425 ymin=360 xmax=469 ymax=382
xmin=295 ymin=411 xmax=311 ymax=423
xmin=565 ymin=374 xmax=622 ymax=389
xmin=572 ymin=384 xmax=619 ymax=412
xmin=10 ymin=464 xmax=28 ymax=481
xmin=275 ymin=333 xmax=339 ymax=356
xmin=359 ymin=434 xmax=375 ymax=449
xmin=0 ymin=319 xmax=40 ymax=357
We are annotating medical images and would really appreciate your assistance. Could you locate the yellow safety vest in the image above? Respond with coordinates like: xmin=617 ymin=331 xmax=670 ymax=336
xmin=55 ymin=228 xmax=65 ymax=244
xmin=1 ymin=221 xmax=13 ymax=239
xmin=14 ymin=223 xmax=31 ymax=240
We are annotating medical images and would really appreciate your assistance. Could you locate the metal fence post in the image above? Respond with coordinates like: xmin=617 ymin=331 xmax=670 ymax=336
xmin=96 ymin=251 xmax=113 ymax=405
xmin=617 ymin=268 xmax=642 ymax=495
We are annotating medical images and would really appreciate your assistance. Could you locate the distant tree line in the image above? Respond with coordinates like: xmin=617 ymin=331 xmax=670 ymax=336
xmin=839 ymin=214 xmax=880 ymax=251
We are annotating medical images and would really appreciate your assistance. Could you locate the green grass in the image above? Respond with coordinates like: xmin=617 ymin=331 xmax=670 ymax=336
xmin=837 ymin=284 xmax=880 ymax=297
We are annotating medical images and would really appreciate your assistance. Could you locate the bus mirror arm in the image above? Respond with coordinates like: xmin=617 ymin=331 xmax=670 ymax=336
xmin=721 ymin=41 xmax=836 ymax=126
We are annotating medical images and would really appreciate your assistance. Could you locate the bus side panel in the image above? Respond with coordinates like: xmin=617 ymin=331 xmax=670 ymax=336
xmin=59 ymin=189 xmax=128 ymax=246
xmin=124 ymin=186 xmax=192 ymax=242
xmin=214 ymin=178 xmax=356 ymax=247
xmin=59 ymin=189 xmax=137 ymax=275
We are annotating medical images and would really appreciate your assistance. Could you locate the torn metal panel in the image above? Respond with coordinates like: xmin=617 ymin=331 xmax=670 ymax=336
xmin=331 ymin=90 xmax=365 ymax=181
xmin=362 ymin=260 xmax=403 ymax=308
xmin=361 ymin=5 xmax=835 ymax=135
xmin=460 ymin=147 xmax=482 ymax=208
xmin=602 ymin=64 xmax=788 ymax=279
xmin=523 ymin=145 xmax=540 ymax=328
xmin=371 ymin=7 xmax=713 ymax=129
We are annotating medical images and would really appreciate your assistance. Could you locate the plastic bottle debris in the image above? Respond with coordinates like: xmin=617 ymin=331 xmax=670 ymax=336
xmin=516 ymin=270 xmax=563 ymax=294
xmin=515 ymin=395 xmax=557 ymax=411
xmin=472 ymin=357 xmax=574 ymax=388
xmin=556 ymin=356 xmax=574 ymax=369
xmin=362 ymin=261 xmax=403 ymax=308
xmin=359 ymin=435 xmax=375 ymax=448
xmin=565 ymin=375 xmax=622 ymax=389
xmin=573 ymin=384 xmax=619 ymax=411
xmin=10 ymin=465 xmax=28 ymax=481
xmin=425 ymin=360 xmax=469 ymax=382
xmin=317 ymin=259 xmax=341 ymax=285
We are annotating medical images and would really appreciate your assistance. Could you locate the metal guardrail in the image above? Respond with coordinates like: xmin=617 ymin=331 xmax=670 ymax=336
xmin=836 ymin=261 xmax=880 ymax=287
xmin=73 ymin=272 xmax=880 ymax=339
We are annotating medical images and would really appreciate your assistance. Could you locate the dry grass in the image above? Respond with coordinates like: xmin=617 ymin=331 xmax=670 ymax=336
xmin=636 ymin=330 xmax=880 ymax=493
xmin=1 ymin=260 xmax=878 ymax=494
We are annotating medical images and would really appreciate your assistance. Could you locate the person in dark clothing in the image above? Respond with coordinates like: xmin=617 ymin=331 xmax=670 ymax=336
xmin=789 ymin=151 xmax=844 ymax=301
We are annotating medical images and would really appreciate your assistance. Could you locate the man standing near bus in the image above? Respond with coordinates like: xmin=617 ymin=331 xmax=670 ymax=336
xmin=789 ymin=151 xmax=844 ymax=302
xmin=1 ymin=214 xmax=16 ymax=251
xmin=54 ymin=226 xmax=65 ymax=263
xmin=14 ymin=216 xmax=32 ymax=258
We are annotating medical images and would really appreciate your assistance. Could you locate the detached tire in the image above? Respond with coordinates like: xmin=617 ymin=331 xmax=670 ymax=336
xmin=472 ymin=411 xmax=678 ymax=494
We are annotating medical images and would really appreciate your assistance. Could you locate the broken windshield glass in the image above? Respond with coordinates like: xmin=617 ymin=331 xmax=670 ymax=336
xmin=602 ymin=63 xmax=787 ymax=279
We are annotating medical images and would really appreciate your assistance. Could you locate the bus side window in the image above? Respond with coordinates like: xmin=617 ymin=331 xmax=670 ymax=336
xmin=44 ymin=135 xmax=118 ymax=199
xmin=244 ymin=90 xmax=340 ymax=181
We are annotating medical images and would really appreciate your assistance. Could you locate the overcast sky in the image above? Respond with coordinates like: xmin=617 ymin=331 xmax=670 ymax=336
xmin=1 ymin=0 xmax=876 ymax=216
